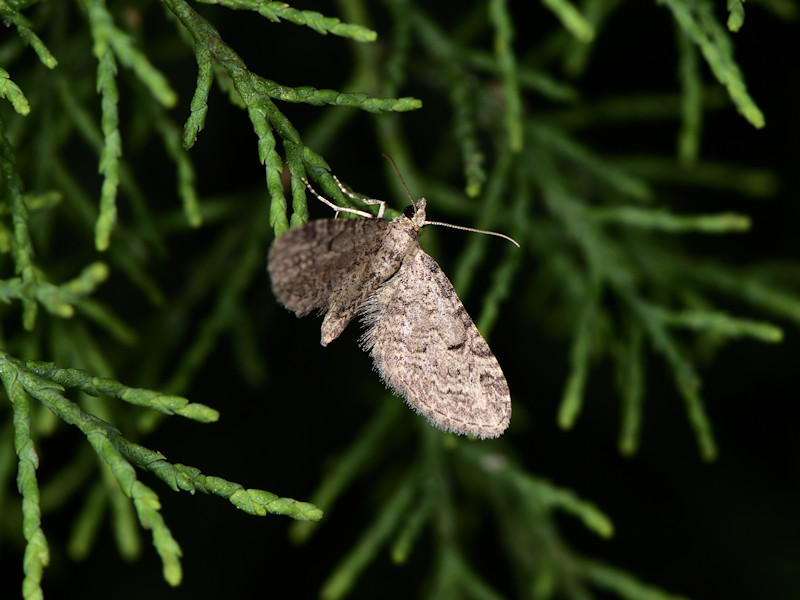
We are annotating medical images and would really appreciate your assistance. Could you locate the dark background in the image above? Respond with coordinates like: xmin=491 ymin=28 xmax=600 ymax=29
xmin=2 ymin=2 xmax=799 ymax=599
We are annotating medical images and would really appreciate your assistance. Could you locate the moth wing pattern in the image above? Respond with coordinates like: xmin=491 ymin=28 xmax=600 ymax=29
xmin=360 ymin=247 xmax=511 ymax=438
xmin=268 ymin=218 xmax=389 ymax=319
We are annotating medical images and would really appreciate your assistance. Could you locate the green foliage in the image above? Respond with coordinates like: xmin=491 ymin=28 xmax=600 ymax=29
xmin=0 ymin=0 xmax=795 ymax=599
xmin=195 ymin=0 xmax=380 ymax=41
xmin=660 ymin=0 xmax=763 ymax=127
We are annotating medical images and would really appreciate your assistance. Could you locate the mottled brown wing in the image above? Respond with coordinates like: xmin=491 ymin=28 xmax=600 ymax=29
xmin=268 ymin=218 xmax=389 ymax=319
xmin=360 ymin=248 xmax=511 ymax=438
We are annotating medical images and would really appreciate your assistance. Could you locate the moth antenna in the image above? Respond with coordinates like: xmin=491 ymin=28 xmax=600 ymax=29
xmin=380 ymin=154 xmax=519 ymax=248
xmin=381 ymin=153 xmax=416 ymax=210
xmin=424 ymin=221 xmax=521 ymax=248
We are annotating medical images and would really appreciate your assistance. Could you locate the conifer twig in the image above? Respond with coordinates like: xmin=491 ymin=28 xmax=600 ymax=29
xmin=194 ymin=0 xmax=379 ymax=41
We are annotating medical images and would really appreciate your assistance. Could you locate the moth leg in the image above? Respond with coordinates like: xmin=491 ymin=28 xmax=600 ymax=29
xmin=333 ymin=175 xmax=386 ymax=220
xmin=300 ymin=177 xmax=376 ymax=219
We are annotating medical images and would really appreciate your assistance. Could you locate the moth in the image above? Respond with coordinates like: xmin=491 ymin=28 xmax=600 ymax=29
xmin=267 ymin=166 xmax=514 ymax=438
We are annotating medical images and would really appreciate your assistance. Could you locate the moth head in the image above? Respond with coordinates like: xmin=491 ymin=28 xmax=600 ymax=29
xmin=403 ymin=197 xmax=428 ymax=227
